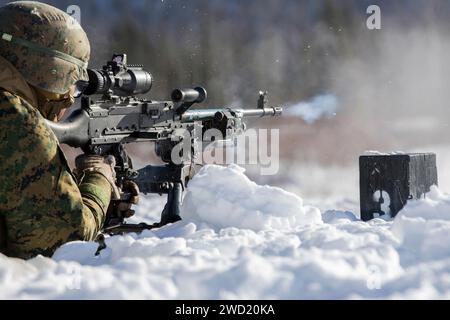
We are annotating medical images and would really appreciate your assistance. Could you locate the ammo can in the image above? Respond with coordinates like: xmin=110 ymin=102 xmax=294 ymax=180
xmin=359 ymin=153 xmax=437 ymax=221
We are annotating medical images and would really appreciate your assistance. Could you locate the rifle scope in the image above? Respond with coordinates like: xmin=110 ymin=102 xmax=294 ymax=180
xmin=81 ymin=66 xmax=153 ymax=97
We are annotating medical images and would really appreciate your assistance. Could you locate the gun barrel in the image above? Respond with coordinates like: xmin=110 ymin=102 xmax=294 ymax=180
xmin=181 ymin=106 xmax=282 ymax=122
xmin=240 ymin=106 xmax=283 ymax=117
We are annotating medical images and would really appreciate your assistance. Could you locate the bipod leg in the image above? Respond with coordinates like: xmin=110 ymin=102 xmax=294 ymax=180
xmin=160 ymin=182 xmax=183 ymax=226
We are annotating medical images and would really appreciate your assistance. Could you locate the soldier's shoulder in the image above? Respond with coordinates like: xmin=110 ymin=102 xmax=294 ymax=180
xmin=0 ymin=89 xmax=38 ymax=123
xmin=0 ymin=89 xmax=22 ymax=106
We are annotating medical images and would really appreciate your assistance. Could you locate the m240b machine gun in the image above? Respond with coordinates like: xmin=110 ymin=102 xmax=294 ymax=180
xmin=46 ymin=54 xmax=282 ymax=235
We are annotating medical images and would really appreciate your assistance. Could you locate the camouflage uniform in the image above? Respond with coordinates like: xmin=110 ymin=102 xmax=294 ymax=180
xmin=0 ymin=2 xmax=112 ymax=259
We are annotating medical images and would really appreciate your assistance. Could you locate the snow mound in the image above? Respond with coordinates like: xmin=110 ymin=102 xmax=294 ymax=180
xmin=392 ymin=186 xmax=450 ymax=264
xmin=3 ymin=165 xmax=450 ymax=299
xmin=181 ymin=164 xmax=322 ymax=231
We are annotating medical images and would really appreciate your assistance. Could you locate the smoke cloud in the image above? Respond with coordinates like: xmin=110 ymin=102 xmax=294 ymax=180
xmin=284 ymin=94 xmax=338 ymax=124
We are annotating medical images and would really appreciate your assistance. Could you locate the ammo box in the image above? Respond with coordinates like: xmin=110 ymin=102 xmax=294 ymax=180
xmin=359 ymin=153 xmax=437 ymax=221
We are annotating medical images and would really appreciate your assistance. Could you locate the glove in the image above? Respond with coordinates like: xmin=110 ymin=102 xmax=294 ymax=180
xmin=74 ymin=154 xmax=121 ymax=200
xmin=107 ymin=180 xmax=140 ymax=219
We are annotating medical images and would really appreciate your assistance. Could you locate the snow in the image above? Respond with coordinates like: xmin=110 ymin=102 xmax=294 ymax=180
xmin=391 ymin=186 xmax=450 ymax=265
xmin=181 ymin=164 xmax=322 ymax=231
xmin=2 ymin=163 xmax=450 ymax=299
xmin=364 ymin=150 xmax=407 ymax=155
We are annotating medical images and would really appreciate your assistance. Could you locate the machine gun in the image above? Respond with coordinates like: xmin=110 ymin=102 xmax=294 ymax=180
xmin=46 ymin=53 xmax=282 ymax=235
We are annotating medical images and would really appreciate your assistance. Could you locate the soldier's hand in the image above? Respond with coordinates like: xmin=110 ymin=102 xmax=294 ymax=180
xmin=107 ymin=180 xmax=140 ymax=219
xmin=74 ymin=154 xmax=121 ymax=199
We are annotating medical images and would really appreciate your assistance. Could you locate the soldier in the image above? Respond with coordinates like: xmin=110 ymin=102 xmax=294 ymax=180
xmin=0 ymin=1 xmax=137 ymax=259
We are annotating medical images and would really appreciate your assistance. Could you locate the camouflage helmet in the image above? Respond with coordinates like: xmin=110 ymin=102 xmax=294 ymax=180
xmin=0 ymin=1 xmax=90 ymax=94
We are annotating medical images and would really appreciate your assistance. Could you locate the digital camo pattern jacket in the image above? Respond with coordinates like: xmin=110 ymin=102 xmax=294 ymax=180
xmin=0 ymin=56 xmax=111 ymax=259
